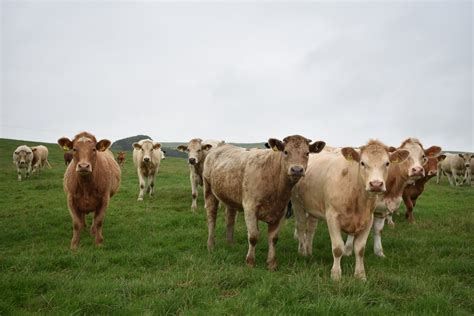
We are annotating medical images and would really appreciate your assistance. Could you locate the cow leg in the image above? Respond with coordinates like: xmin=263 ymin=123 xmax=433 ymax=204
xmin=373 ymin=216 xmax=386 ymax=258
xmin=343 ymin=235 xmax=354 ymax=256
xmin=68 ymin=199 xmax=84 ymax=250
xmin=243 ymin=209 xmax=259 ymax=268
xmin=326 ymin=210 xmax=344 ymax=281
xmin=137 ymin=169 xmax=146 ymax=201
xmin=453 ymin=171 xmax=461 ymax=186
xmin=305 ymin=215 xmax=319 ymax=256
xmin=148 ymin=175 xmax=155 ymax=197
xmin=292 ymin=199 xmax=308 ymax=256
xmin=436 ymin=165 xmax=442 ymax=184
xmin=446 ymin=173 xmax=454 ymax=186
xmin=91 ymin=198 xmax=109 ymax=246
xmin=190 ymin=173 xmax=199 ymax=212
xmin=266 ymin=216 xmax=284 ymax=271
xmin=353 ymin=214 xmax=373 ymax=281
xmin=386 ymin=214 xmax=395 ymax=227
xmin=26 ymin=164 xmax=31 ymax=179
xmin=204 ymin=181 xmax=219 ymax=251
xmin=225 ymin=207 xmax=237 ymax=244
xmin=403 ymin=194 xmax=414 ymax=222
xmin=17 ymin=167 xmax=22 ymax=181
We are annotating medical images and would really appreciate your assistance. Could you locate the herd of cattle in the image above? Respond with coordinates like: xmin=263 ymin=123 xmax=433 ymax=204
xmin=11 ymin=132 xmax=473 ymax=280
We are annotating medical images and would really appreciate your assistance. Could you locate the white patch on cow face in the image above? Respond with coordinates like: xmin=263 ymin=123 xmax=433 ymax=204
xmin=359 ymin=150 xmax=390 ymax=193
xmin=78 ymin=136 xmax=93 ymax=143
xmin=402 ymin=142 xmax=425 ymax=179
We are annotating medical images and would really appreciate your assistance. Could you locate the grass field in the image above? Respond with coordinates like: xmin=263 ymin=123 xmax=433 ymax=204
xmin=1 ymin=138 xmax=473 ymax=315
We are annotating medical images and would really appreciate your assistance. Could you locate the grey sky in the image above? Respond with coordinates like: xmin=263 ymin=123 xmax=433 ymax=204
xmin=1 ymin=1 xmax=472 ymax=151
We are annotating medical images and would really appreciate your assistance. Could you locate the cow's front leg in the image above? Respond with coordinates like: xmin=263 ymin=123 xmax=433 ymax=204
xmin=353 ymin=214 xmax=373 ymax=281
xmin=68 ymin=197 xmax=85 ymax=250
xmin=266 ymin=216 xmax=285 ymax=271
xmin=243 ymin=209 xmax=259 ymax=268
xmin=17 ymin=167 xmax=22 ymax=181
xmin=204 ymin=180 xmax=219 ymax=251
xmin=343 ymin=235 xmax=354 ymax=256
xmin=326 ymin=210 xmax=344 ymax=281
xmin=293 ymin=200 xmax=308 ymax=256
xmin=137 ymin=169 xmax=146 ymax=201
xmin=190 ymin=173 xmax=199 ymax=212
xmin=148 ymin=175 xmax=155 ymax=197
xmin=373 ymin=216 xmax=386 ymax=257
xmin=26 ymin=164 xmax=31 ymax=179
xmin=91 ymin=197 xmax=109 ymax=246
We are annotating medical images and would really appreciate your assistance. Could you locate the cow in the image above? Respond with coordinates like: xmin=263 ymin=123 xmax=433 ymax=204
xmin=203 ymin=135 xmax=325 ymax=271
xmin=437 ymin=153 xmax=473 ymax=186
xmin=116 ymin=151 xmax=126 ymax=167
xmin=161 ymin=149 xmax=166 ymax=160
xmin=344 ymin=138 xmax=441 ymax=258
xmin=292 ymin=140 xmax=409 ymax=280
xmin=12 ymin=145 xmax=33 ymax=181
xmin=64 ymin=151 xmax=73 ymax=165
xmin=57 ymin=132 xmax=121 ymax=250
xmin=132 ymin=139 xmax=162 ymax=201
xmin=177 ymin=139 xmax=225 ymax=211
xmin=470 ymin=157 xmax=474 ymax=186
xmin=31 ymin=145 xmax=51 ymax=173
xmin=402 ymin=155 xmax=446 ymax=222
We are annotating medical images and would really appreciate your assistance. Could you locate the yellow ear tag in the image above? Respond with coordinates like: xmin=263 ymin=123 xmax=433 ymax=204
xmin=63 ymin=146 xmax=69 ymax=151
xmin=272 ymin=146 xmax=279 ymax=152
xmin=347 ymin=154 xmax=353 ymax=161
xmin=392 ymin=158 xmax=399 ymax=163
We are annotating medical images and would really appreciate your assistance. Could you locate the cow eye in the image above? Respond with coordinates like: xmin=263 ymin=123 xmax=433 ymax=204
xmin=73 ymin=148 xmax=77 ymax=152
xmin=15 ymin=152 xmax=19 ymax=155
xmin=360 ymin=161 xmax=365 ymax=167
xmin=93 ymin=148 xmax=96 ymax=152
xmin=306 ymin=152 xmax=309 ymax=157
xmin=284 ymin=150 xmax=288 ymax=155
xmin=198 ymin=149 xmax=201 ymax=152
xmin=385 ymin=162 xmax=390 ymax=167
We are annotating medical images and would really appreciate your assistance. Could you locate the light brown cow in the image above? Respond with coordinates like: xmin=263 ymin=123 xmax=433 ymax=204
xmin=177 ymin=139 xmax=225 ymax=211
xmin=203 ymin=135 xmax=325 ymax=271
xmin=31 ymin=145 xmax=51 ymax=173
xmin=58 ymin=132 xmax=121 ymax=250
xmin=12 ymin=145 xmax=33 ymax=181
xmin=116 ymin=151 xmax=126 ymax=167
xmin=64 ymin=151 xmax=73 ymax=165
xmin=437 ymin=153 xmax=473 ymax=186
xmin=344 ymin=138 xmax=441 ymax=258
xmin=292 ymin=140 xmax=409 ymax=280
xmin=133 ymin=139 xmax=162 ymax=201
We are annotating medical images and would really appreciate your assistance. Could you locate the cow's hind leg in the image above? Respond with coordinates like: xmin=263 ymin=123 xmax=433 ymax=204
xmin=343 ymin=235 xmax=354 ymax=256
xmin=91 ymin=198 xmax=109 ymax=246
xmin=266 ymin=216 xmax=284 ymax=271
xmin=190 ymin=173 xmax=199 ymax=212
xmin=226 ymin=207 xmax=237 ymax=244
xmin=204 ymin=181 xmax=219 ymax=251
xmin=148 ymin=175 xmax=155 ymax=197
xmin=292 ymin=199 xmax=308 ymax=256
xmin=373 ymin=216 xmax=386 ymax=257
xmin=305 ymin=215 xmax=319 ymax=256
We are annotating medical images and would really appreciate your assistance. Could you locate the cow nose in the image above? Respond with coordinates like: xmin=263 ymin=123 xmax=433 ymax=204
xmin=144 ymin=157 xmax=150 ymax=162
xmin=290 ymin=166 xmax=304 ymax=176
xmin=369 ymin=180 xmax=384 ymax=192
xmin=428 ymin=170 xmax=437 ymax=176
xmin=189 ymin=158 xmax=196 ymax=165
xmin=78 ymin=163 xmax=90 ymax=169
xmin=411 ymin=166 xmax=424 ymax=175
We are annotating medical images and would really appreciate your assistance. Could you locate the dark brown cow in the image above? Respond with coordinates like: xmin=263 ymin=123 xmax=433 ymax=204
xmin=64 ymin=152 xmax=73 ymax=165
xmin=117 ymin=151 xmax=126 ymax=167
xmin=58 ymin=132 xmax=121 ymax=250
xmin=403 ymin=155 xmax=446 ymax=222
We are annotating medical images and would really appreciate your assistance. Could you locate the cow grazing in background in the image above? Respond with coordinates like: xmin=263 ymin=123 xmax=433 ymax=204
xmin=58 ymin=132 xmax=121 ymax=250
xmin=31 ymin=145 xmax=51 ymax=173
xmin=133 ymin=139 xmax=163 ymax=201
xmin=161 ymin=149 xmax=166 ymax=160
xmin=64 ymin=151 xmax=73 ymax=165
xmin=402 ymin=155 xmax=446 ymax=222
xmin=12 ymin=145 xmax=33 ymax=181
xmin=177 ymin=139 xmax=225 ymax=211
xmin=117 ymin=151 xmax=126 ymax=167
xmin=292 ymin=140 xmax=408 ymax=280
xmin=437 ymin=153 xmax=473 ymax=186
xmin=203 ymin=135 xmax=325 ymax=271
xmin=344 ymin=138 xmax=441 ymax=258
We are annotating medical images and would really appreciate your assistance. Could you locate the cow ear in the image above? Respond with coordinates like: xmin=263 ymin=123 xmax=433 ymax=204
xmin=58 ymin=138 xmax=73 ymax=151
xmin=177 ymin=145 xmax=188 ymax=152
xmin=471 ymin=154 xmax=474 ymax=159
xmin=388 ymin=146 xmax=397 ymax=153
xmin=309 ymin=141 xmax=325 ymax=153
xmin=341 ymin=147 xmax=360 ymax=162
xmin=390 ymin=149 xmax=409 ymax=164
xmin=32 ymin=148 xmax=37 ymax=152
xmin=153 ymin=143 xmax=161 ymax=150
xmin=425 ymin=146 xmax=441 ymax=158
xmin=202 ymin=144 xmax=213 ymax=151
xmin=133 ymin=142 xmax=142 ymax=150
xmin=96 ymin=139 xmax=111 ymax=152
xmin=267 ymin=138 xmax=284 ymax=152
xmin=264 ymin=142 xmax=270 ymax=149
xmin=438 ymin=154 xmax=446 ymax=161
xmin=458 ymin=153 xmax=463 ymax=158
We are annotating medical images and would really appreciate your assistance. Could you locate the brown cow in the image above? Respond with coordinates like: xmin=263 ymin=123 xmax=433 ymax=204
xmin=117 ymin=151 xmax=126 ymax=167
xmin=402 ymin=155 xmax=446 ymax=222
xmin=203 ymin=135 xmax=325 ymax=271
xmin=58 ymin=132 xmax=121 ymax=250
xmin=64 ymin=151 xmax=73 ymax=165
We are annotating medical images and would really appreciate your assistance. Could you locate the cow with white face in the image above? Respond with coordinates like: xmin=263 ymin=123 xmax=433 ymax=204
xmin=177 ymin=139 xmax=225 ymax=212
xmin=437 ymin=153 xmax=473 ymax=186
xmin=132 ymin=139 xmax=163 ymax=201
xmin=12 ymin=145 xmax=34 ymax=181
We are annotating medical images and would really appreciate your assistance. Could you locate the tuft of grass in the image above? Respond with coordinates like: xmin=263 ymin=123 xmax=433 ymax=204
xmin=0 ymin=138 xmax=473 ymax=314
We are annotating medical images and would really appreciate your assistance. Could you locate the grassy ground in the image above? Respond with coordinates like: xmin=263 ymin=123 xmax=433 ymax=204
xmin=0 ymin=138 xmax=473 ymax=315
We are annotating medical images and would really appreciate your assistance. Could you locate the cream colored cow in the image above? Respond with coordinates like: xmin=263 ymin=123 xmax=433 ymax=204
xmin=437 ymin=153 xmax=473 ymax=186
xmin=132 ymin=139 xmax=163 ymax=201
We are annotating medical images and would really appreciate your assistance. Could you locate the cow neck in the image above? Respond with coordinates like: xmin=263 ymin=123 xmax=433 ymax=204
xmin=384 ymin=160 xmax=410 ymax=199
xmin=193 ymin=160 xmax=204 ymax=178
xmin=273 ymin=151 xmax=297 ymax=200
xmin=355 ymin=167 xmax=378 ymax=210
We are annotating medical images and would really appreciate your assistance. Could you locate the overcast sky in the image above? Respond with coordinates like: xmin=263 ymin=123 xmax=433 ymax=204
xmin=1 ymin=1 xmax=472 ymax=151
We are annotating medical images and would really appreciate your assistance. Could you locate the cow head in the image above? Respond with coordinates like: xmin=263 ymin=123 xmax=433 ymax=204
xmin=58 ymin=132 xmax=111 ymax=176
xmin=14 ymin=146 xmax=33 ymax=166
xmin=342 ymin=140 xmax=409 ymax=193
xmin=133 ymin=140 xmax=161 ymax=164
xmin=458 ymin=153 xmax=473 ymax=169
xmin=268 ymin=135 xmax=325 ymax=181
xmin=424 ymin=154 xmax=446 ymax=178
xmin=399 ymin=138 xmax=441 ymax=180
xmin=177 ymin=138 xmax=212 ymax=165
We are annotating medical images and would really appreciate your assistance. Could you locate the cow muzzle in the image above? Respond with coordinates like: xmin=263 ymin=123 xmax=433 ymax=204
xmin=428 ymin=170 xmax=437 ymax=176
xmin=143 ymin=157 xmax=151 ymax=163
xmin=288 ymin=165 xmax=305 ymax=177
xmin=188 ymin=158 xmax=197 ymax=165
xmin=409 ymin=166 xmax=424 ymax=179
xmin=76 ymin=163 xmax=92 ymax=174
xmin=368 ymin=180 xmax=386 ymax=193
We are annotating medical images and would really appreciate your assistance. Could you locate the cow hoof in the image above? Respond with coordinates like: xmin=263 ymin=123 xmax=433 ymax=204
xmin=245 ymin=256 xmax=255 ymax=268
xmin=70 ymin=243 xmax=79 ymax=251
xmin=375 ymin=251 xmax=386 ymax=258
xmin=137 ymin=197 xmax=143 ymax=201
xmin=354 ymin=272 xmax=367 ymax=281
xmin=207 ymin=242 xmax=215 ymax=252
xmin=267 ymin=260 xmax=278 ymax=271
xmin=331 ymin=270 xmax=342 ymax=281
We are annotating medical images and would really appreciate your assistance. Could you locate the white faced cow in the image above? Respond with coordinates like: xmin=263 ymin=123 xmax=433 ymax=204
xmin=132 ymin=139 xmax=163 ymax=201
xmin=437 ymin=153 xmax=473 ymax=186
xmin=12 ymin=145 xmax=33 ymax=181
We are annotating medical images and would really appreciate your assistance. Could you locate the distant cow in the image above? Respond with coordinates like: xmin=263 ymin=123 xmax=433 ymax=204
xmin=470 ymin=157 xmax=474 ymax=186
xmin=64 ymin=152 xmax=73 ymax=165
xmin=402 ymin=155 xmax=446 ymax=222
xmin=133 ymin=139 xmax=162 ymax=201
xmin=58 ymin=132 xmax=121 ymax=250
xmin=12 ymin=145 xmax=33 ymax=181
xmin=177 ymin=139 xmax=225 ymax=211
xmin=161 ymin=149 xmax=166 ymax=160
xmin=204 ymin=135 xmax=325 ymax=271
xmin=437 ymin=153 xmax=473 ymax=186
xmin=116 ymin=151 xmax=126 ymax=167
xmin=31 ymin=145 xmax=51 ymax=173
xmin=292 ymin=140 xmax=408 ymax=280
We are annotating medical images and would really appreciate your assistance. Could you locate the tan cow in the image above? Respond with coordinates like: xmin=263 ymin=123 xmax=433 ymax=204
xmin=203 ymin=135 xmax=325 ymax=271
xmin=116 ymin=151 xmax=126 ymax=167
xmin=292 ymin=140 xmax=409 ymax=280
xmin=177 ymin=139 xmax=225 ymax=211
xmin=470 ymin=157 xmax=474 ymax=186
xmin=58 ymin=132 xmax=121 ymax=250
xmin=31 ymin=145 xmax=51 ymax=173
xmin=133 ymin=139 xmax=162 ymax=201
xmin=12 ymin=145 xmax=33 ymax=181
xmin=437 ymin=153 xmax=473 ymax=186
